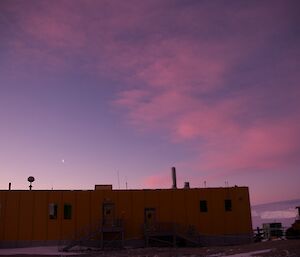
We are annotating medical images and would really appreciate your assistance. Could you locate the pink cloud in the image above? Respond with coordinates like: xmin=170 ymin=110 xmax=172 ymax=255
xmin=2 ymin=0 xmax=300 ymax=200
xmin=134 ymin=40 xmax=231 ymax=93
xmin=142 ymin=172 xmax=171 ymax=189
xmin=172 ymin=99 xmax=243 ymax=141
xmin=192 ymin=116 xmax=300 ymax=174
xmin=8 ymin=1 xmax=297 ymax=177
xmin=114 ymin=89 xmax=194 ymax=132
xmin=114 ymin=89 xmax=150 ymax=109
xmin=3 ymin=0 xmax=289 ymax=81
xmin=116 ymin=81 xmax=300 ymax=183
xmin=24 ymin=16 xmax=86 ymax=49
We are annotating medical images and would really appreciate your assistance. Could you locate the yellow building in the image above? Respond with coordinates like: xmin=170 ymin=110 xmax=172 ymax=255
xmin=0 ymin=183 xmax=252 ymax=248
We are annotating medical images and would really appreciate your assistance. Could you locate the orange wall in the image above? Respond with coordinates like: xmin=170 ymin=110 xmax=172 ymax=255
xmin=0 ymin=187 xmax=252 ymax=242
xmin=4 ymin=191 xmax=20 ymax=240
xmin=32 ymin=191 xmax=47 ymax=240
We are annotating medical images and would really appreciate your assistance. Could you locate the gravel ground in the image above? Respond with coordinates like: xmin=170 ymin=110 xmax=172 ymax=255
xmin=0 ymin=240 xmax=299 ymax=257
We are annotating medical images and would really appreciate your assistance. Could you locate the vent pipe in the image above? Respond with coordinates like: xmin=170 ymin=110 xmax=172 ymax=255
xmin=184 ymin=182 xmax=190 ymax=189
xmin=9 ymin=182 xmax=11 ymax=191
xmin=171 ymin=167 xmax=177 ymax=189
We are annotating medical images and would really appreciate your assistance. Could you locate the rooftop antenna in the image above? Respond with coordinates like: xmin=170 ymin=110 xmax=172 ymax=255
xmin=117 ymin=171 xmax=120 ymax=189
xmin=28 ymin=176 xmax=35 ymax=190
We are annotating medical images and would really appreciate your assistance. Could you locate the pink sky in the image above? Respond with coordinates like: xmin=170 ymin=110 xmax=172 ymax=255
xmin=0 ymin=0 xmax=299 ymax=204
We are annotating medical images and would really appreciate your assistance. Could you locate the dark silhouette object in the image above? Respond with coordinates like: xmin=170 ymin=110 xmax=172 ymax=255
xmin=286 ymin=206 xmax=300 ymax=239
xmin=27 ymin=176 xmax=35 ymax=190
xmin=171 ymin=167 xmax=177 ymax=189
xmin=254 ymin=227 xmax=263 ymax=242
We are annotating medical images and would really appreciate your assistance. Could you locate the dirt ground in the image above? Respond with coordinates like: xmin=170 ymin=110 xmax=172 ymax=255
xmin=0 ymin=240 xmax=300 ymax=257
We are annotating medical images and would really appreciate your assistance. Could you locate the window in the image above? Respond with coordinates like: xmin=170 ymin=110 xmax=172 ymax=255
xmin=102 ymin=202 xmax=115 ymax=226
xmin=225 ymin=199 xmax=232 ymax=211
xmin=200 ymin=200 xmax=208 ymax=212
xmin=144 ymin=208 xmax=156 ymax=222
xmin=64 ymin=204 xmax=72 ymax=219
xmin=49 ymin=203 xmax=58 ymax=219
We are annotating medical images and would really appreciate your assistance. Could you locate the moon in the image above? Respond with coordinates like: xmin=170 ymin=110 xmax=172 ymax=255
xmin=61 ymin=159 xmax=65 ymax=164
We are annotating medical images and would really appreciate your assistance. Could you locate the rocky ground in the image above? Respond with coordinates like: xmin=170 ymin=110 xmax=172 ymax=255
xmin=0 ymin=240 xmax=300 ymax=257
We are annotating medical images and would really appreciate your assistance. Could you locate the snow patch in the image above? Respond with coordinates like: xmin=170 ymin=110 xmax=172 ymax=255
xmin=0 ymin=246 xmax=81 ymax=255
xmin=261 ymin=209 xmax=297 ymax=219
xmin=219 ymin=249 xmax=272 ymax=257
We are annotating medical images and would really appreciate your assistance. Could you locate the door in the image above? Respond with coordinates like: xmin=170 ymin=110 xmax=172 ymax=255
xmin=144 ymin=208 xmax=156 ymax=230
xmin=102 ymin=202 xmax=115 ymax=226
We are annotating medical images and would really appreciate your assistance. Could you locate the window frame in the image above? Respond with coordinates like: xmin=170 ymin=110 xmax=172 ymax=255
xmin=64 ymin=203 xmax=72 ymax=220
xmin=49 ymin=203 xmax=58 ymax=220
xmin=224 ymin=199 xmax=232 ymax=212
xmin=200 ymin=200 xmax=208 ymax=212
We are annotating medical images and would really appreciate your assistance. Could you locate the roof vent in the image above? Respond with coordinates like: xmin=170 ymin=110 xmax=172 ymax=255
xmin=184 ymin=182 xmax=190 ymax=189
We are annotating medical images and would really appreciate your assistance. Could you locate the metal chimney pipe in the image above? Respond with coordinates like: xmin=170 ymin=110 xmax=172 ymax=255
xmin=9 ymin=182 xmax=11 ymax=190
xmin=172 ymin=167 xmax=177 ymax=189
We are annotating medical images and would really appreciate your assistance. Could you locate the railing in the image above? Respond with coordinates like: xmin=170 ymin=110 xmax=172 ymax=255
xmin=61 ymin=219 xmax=124 ymax=251
xmin=102 ymin=218 xmax=123 ymax=229
xmin=253 ymin=226 xmax=286 ymax=241
xmin=144 ymin=222 xmax=200 ymax=246
xmin=144 ymin=222 xmax=174 ymax=233
xmin=144 ymin=222 xmax=197 ymax=236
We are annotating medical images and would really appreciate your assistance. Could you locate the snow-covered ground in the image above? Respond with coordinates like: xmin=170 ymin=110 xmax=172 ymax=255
xmin=216 ymin=249 xmax=272 ymax=257
xmin=0 ymin=246 xmax=80 ymax=255
xmin=0 ymin=240 xmax=299 ymax=257
xmin=251 ymin=198 xmax=300 ymax=229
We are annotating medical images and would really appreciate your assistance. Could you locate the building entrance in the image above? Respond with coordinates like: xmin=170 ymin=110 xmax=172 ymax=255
xmin=144 ymin=208 xmax=156 ymax=230
xmin=102 ymin=202 xmax=115 ymax=226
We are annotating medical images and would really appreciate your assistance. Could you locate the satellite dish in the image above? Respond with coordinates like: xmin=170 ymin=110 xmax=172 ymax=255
xmin=28 ymin=176 xmax=35 ymax=183
xmin=28 ymin=176 xmax=35 ymax=190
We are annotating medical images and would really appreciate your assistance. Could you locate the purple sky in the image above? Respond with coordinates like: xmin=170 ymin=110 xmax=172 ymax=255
xmin=0 ymin=0 xmax=299 ymax=204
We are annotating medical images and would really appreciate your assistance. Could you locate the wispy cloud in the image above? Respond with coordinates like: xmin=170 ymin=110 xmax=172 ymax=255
xmin=111 ymin=1 xmax=300 ymax=192
xmin=1 ymin=0 xmax=300 ymax=202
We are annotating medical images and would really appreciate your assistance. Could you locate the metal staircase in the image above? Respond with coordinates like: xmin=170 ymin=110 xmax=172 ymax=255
xmin=62 ymin=219 xmax=124 ymax=252
xmin=144 ymin=222 xmax=200 ymax=247
xmin=62 ymin=223 xmax=102 ymax=252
